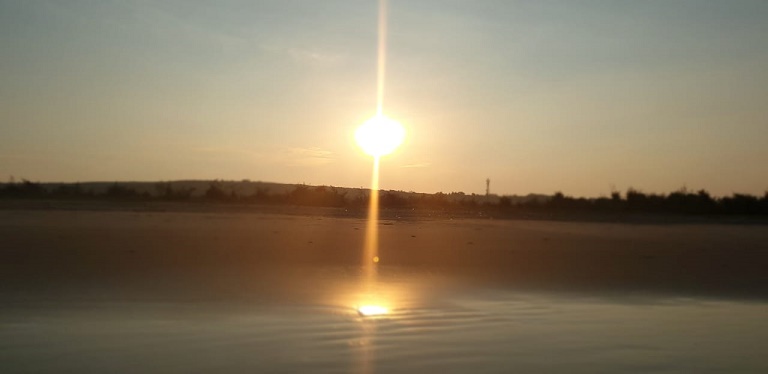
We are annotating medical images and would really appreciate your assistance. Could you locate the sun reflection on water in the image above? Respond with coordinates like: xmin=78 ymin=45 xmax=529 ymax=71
xmin=356 ymin=1 xmax=394 ymax=371
xmin=357 ymin=305 xmax=389 ymax=317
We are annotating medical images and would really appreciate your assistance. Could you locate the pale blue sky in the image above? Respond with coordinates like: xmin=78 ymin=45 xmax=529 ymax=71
xmin=1 ymin=0 xmax=766 ymax=196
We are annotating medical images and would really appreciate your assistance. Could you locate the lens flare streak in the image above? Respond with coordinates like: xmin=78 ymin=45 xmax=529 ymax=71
xmin=376 ymin=0 xmax=387 ymax=116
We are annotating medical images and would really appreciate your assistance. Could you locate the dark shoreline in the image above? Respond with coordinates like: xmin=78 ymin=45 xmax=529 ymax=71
xmin=2 ymin=198 xmax=767 ymax=225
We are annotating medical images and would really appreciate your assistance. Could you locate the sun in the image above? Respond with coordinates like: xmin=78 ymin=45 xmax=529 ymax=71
xmin=355 ymin=115 xmax=405 ymax=157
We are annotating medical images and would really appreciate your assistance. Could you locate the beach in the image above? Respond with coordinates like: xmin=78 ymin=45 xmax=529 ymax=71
xmin=2 ymin=206 xmax=767 ymax=300
xmin=2 ymin=206 xmax=768 ymax=372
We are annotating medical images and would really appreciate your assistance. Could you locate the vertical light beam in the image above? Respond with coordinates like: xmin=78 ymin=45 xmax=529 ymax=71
xmin=358 ymin=2 xmax=388 ymax=372
xmin=376 ymin=0 xmax=388 ymax=116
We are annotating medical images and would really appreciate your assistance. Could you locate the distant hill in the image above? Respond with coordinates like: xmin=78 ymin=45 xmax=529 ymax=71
xmin=2 ymin=179 xmax=765 ymax=218
xmin=3 ymin=179 xmax=548 ymax=205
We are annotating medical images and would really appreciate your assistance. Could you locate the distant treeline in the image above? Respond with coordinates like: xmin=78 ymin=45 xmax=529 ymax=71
xmin=1 ymin=179 xmax=767 ymax=216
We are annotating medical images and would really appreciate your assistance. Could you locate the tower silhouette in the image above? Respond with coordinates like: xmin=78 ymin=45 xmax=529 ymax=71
xmin=486 ymin=178 xmax=490 ymax=196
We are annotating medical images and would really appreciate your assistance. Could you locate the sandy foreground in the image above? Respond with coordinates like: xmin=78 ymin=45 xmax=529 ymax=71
xmin=3 ymin=207 xmax=768 ymax=373
xmin=1 ymin=207 xmax=768 ymax=302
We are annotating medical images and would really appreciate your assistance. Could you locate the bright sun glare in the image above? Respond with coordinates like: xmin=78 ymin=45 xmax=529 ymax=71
xmin=355 ymin=115 xmax=405 ymax=157
xmin=357 ymin=305 xmax=389 ymax=317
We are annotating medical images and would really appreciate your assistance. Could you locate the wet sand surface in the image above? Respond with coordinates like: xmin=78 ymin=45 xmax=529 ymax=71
xmin=2 ymin=209 xmax=768 ymax=372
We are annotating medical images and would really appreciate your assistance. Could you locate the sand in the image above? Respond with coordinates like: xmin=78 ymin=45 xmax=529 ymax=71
xmin=3 ymin=205 xmax=768 ymax=373
xmin=2 ymin=205 xmax=767 ymax=302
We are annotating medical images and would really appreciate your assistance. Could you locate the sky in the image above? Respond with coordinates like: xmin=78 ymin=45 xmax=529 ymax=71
xmin=1 ymin=0 xmax=767 ymax=197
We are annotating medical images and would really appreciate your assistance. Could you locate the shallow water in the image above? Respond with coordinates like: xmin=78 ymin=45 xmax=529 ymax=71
xmin=2 ymin=265 xmax=767 ymax=373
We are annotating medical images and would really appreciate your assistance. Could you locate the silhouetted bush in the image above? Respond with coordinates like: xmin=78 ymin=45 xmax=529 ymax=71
xmin=0 ymin=179 xmax=46 ymax=198
xmin=380 ymin=191 xmax=409 ymax=208
xmin=204 ymin=183 xmax=228 ymax=201
xmin=51 ymin=183 xmax=90 ymax=198
xmin=721 ymin=194 xmax=762 ymax=215
xmin=284 ymin=185 xmax=347 ymax=207
xmin=1 ymin=179 xmax=767 ymax=217
xmin=155 ymin=183 xmax=194 ymax=201
xmin=105 ymin=183 xmax=141 ymax=200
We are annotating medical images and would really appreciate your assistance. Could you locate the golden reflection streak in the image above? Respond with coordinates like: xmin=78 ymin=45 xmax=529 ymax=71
xmin=363 ymin=156 xmax=380 ymax=287
xmin=358 ymin=156 xmax=379 ymax=374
